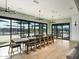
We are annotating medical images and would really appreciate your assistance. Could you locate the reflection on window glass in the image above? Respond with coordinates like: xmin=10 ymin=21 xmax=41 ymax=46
xmin=63 ymin=25 xmax=69 ymax=40
xmin=35 ymin=23 xmax=39 ymax=35
xmin=52 ymin=25 xmax=57 ymax=38
xmin=52 ymin=24 xmax=70 ymax=40
xmin=39 ymin=24 xmax=43 ymax=35
xmin=0 ymin=18 xmax=10 ymax=45
xmin=30 ymin=22 xmax=34 ymax=36
xmin=12 ymin=20 xmax=20 ymax=39
xmin=43 ymin=24 xmax=47 ymax=36
xmin=57 ymin=25 xmax=62 ymax=39
xmin=21 ymin=21 xmax=28 ymax=38
xmin=0 ymin=19 xmax=10 ymax=59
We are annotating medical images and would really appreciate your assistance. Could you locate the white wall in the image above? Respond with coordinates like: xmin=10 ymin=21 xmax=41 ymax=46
xmin=71 ymin=14 xmax=79 ymax=41
xmin=53 ymin=18 xmax=71 ymax=23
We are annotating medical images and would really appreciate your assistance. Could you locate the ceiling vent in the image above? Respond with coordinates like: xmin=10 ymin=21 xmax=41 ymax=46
xmin=33 ymin=0 xmax=39 ymax=4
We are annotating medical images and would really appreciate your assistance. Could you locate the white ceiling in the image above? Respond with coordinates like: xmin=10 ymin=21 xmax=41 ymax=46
xmin=0 ymin=0 xmax=78 ymax=20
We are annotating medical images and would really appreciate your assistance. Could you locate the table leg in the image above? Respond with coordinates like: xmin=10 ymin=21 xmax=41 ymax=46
xmin=44 ymin=37 xmax=46 ymax=47
xmin=27 ymin=40 xmax=29 ymax=54
xmin=48 ymin=36 xmax=49 ymax=45
xmin=33 ymin=39 xmax=36 ymax=51
xmin=39 ymin=38 xmax=41 ymax=49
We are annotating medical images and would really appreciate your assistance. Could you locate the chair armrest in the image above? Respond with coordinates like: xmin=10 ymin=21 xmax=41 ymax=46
xmin=66 ymin=48 xmax=78 ymax=59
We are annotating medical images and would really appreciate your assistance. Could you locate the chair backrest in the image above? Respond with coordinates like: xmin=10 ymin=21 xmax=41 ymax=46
xmin=11 ymin=40 xmax=15 ymax=43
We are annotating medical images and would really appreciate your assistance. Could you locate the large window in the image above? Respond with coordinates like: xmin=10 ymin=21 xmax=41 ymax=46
xmin=52 ymin=23 xmax=70 ymax=40
xmin=0 ymin=17 xmax=47 ymax=44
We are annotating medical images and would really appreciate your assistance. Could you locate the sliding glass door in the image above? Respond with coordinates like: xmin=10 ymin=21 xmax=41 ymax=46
xmin=52 ymin=23 xmax=70 ymax=40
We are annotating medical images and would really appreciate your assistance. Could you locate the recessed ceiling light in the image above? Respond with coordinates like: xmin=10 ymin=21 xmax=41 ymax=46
xmin=52 ymin=10 xmax=57 ymax=13
xmin=33 ymin=0 xmax=39 ymax=4
xmin=52 ymin=16 xmax=54 ymax=18
xmin=69 ymin=7 xmax=73 ymax=10
xmin=59 ymin=14 xmax=61 ymax=16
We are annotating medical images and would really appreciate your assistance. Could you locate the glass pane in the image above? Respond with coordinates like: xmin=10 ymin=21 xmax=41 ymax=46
xmin=63 ymin=25 xmax=69 ymax=40
xmin=29 ymin=22 xmax=34 ymax=36
xmin=53 ymin=26 xmax=57 ymax=39
xmin=0 ymin=18 xmax=10 ymax=44
xmin=52 ymin=26 xmax=54 ymax=35
xmin=12 ymin=20 xmax=20 ymax=39
xmin=43 ymin=24 xmax=47 ymax=36
xmin=39 ymin=24 xmax=43 ymax=35
xmin=35 ymin=23 xmax=39 ymax=35
xmin=57 ymin=25 xmax=62 ymax=39
xmin=21 ymin=21 xmax=28 ymax=38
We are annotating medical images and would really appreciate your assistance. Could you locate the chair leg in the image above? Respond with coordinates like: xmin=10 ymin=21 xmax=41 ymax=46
xmin=31 ymin=45 xmax=32 ymax=51
xmin=8 ymin=47 xmax=13 ymax=57
xmin=11 ymin=48 xmax=13 ymax=56
xmin=8 ymin=46 xmax=10 ymax=55
xmin=20 ymin=46 xmax=21 ymax=54
xmin=17 ymin=47 xmax=19 ymax=53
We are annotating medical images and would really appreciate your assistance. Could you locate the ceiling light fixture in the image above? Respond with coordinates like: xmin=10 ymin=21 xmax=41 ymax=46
xmin=33 ymin=0 xmax=39 ymax=4
xmin=52 ymin=10 xmax=57 ymax=13
xmin=37 ymin=10 xmax=43 ymax=20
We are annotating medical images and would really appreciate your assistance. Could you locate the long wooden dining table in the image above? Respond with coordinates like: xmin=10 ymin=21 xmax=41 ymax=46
xmin=12 ymin=35 xmax=54 ymax=54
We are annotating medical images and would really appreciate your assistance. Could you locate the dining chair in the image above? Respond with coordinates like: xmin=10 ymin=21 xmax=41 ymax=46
xmin=8 ymin=40 xmax=21 ymax=56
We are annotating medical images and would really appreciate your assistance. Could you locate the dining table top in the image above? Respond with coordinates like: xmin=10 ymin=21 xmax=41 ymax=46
xmin=12 ymin=37 xmax=36 ymax=43
xmin=12 ymin=35 xmax=49 ymax=42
